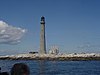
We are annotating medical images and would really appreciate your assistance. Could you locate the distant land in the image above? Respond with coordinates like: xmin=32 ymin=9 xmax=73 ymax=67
xmin=0 ymin=53 xmax=100 ymax=61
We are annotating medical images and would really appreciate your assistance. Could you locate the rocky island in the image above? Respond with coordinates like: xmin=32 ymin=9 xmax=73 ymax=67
xmin=0 ymin=53 xmax=100 ymax=61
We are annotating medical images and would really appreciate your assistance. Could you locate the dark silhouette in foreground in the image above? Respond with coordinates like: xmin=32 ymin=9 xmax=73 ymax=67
xmin=11 ymin=63 xmax=30 ymax=75
xmin=0 ymin=72 xmax=9 ymax=75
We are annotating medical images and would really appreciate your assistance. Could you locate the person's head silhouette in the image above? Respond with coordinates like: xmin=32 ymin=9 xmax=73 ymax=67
xmin=11 ymin=63 xmax=30 ymax=75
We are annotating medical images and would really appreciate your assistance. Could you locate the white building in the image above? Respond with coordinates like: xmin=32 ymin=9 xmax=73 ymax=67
xmin=49 ymin=46 xmax=59 ymax=55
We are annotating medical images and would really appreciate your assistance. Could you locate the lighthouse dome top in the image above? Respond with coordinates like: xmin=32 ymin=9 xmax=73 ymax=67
xmin=41 ymin=16 xmax=45 ymax=21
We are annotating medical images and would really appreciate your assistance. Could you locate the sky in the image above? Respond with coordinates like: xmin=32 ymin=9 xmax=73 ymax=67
xmin=0 ymin=0 xmax=100 ymax=55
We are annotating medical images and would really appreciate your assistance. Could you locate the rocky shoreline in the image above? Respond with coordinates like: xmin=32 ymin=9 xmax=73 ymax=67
xmin=0 ymin=53 xmax=100 ymax=61
xmin=1 ymin=56 xmax=100 ymax=61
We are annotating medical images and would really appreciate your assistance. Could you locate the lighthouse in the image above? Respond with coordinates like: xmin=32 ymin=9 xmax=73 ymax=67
xmin=40 ymin=16 xmax=46 ymax=54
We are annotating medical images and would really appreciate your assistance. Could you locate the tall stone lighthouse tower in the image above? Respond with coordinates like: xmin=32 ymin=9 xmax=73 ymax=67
xmin=40 ymin=16 xmax=46 ymax=54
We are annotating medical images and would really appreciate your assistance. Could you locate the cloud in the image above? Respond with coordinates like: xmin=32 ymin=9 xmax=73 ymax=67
xmin=0 ymin=21 xmax=26 ymax=44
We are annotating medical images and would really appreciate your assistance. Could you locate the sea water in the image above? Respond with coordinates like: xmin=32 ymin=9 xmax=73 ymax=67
xmin=0 ymin=60 xmax=100 ymax=75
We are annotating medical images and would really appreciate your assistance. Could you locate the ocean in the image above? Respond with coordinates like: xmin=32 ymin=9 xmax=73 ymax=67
xmin=0 ymin=60 xmax=100 ymax=75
